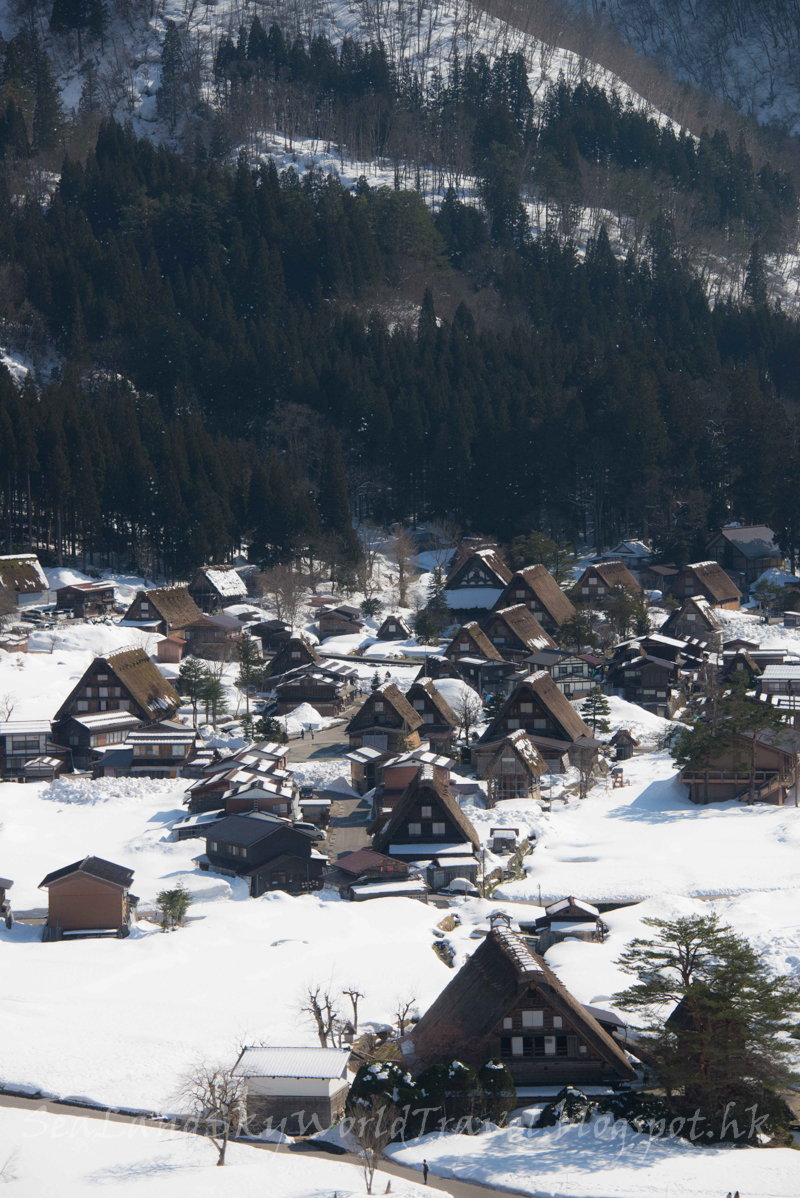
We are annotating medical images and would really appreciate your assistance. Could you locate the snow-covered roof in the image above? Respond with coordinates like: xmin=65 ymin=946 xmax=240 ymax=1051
xmin=388 ymin=841 xmax=474 ymax=856
xmin=546 ymin=897 xmax=599 ymax=917
xmin=0 ymin=720 xmax=52 ymax=735
xmin=233 ymin=1047 xmax=350 ymax=1079
xmin=446 ymin=587 xmax=504 ymax=608
xmin=71 ymin=711 xmax=143 ymax=731
xmin=761 ymin=664 xmax=800 ymax=679
xmin=0 ymin=553 xmax=48 ymax=592
xmin=202 ymin=568 xmax=248 ymax=599
xmin=349 ymin=878 xmax=429 ymax=895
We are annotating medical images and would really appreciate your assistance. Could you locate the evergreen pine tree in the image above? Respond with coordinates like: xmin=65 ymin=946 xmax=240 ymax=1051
xmin=579 ymin=686 xmax=611 ymax=736
xmin=370 ymin=670 xmax=380 ymax=692
xmin=32 ymin=40 xmax=63 ymax=151
xmin=177 ymin=657 xmax=208 ymax=729
xmin=236 ymin=633 xmax=263 ymax=716
xmin=744 ymin=239 xmax=768 ymax=307
xmin=156 ymin=21 xmax=184 ymax=131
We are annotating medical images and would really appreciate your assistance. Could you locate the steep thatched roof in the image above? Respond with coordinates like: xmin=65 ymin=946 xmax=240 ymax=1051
xmin=346 ymin=682 xmax=425 ymax=736
xmin=136 ymin=587 xmax=201 ymax=629
xmin=446 ymin=547 xmax=512 ymax=589
xmin=674 ymin=562 xmax=742 ymax=605
xmin=483 ymin=730 xmax=547 ymax=779
xmin=443 ymin=622 xmax=503 ymax=661
xmin=409 ymin=925 xmax=635 ymax=1079
xmin=479 ymin=671 xmax=592 ymax=745
xmin=578 ymin=561 xmax=642 ymax=592
xmin=484 ymin=605 xmax=556 ymax=652
xmin=0 ymin=553 xmax=48 ymax=595
xmin=496 ymin=565 xmax=576 ymax=626
xmin=660 ymin=596 xmax=723 ymax=635
xmin=405 ymin=679 xmax=459 ymax=728
xmin=373 ymin=770 xmax=479 ymax=852
xmin=376 ymin=613 xmax=412 ymax=639
xmin=106 ymin=649 xmax=182 ymax=719
xmin=414 ymin=655 xmax=462 ymax=682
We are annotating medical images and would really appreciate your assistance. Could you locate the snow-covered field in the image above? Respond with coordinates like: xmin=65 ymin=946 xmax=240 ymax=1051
xmin=0 ymin=1106 xmax=429 ymax=1198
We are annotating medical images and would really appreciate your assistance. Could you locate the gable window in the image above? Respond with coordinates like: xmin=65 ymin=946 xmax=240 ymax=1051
xmin=413 ymin=700 xmax=425 ymax=710
xmin=408 ymin=822 xmax=422 ymax=836
xmin=99 ymin=688 xmax=108 ymax=698
xmin=522 ymin=1010 xmax=543 ymax=1028
xmin=97 ymin=674 xmax=109 ymax=681
xmin=459 ymin=642 xmax=469 ymax=651
xmin=77 ymin=701 xmax=89 ymax=711
xmin=507 ymin=719 xmax=519 ymax=730
xmin=291 ymin=651 xmax=300 ymax=659
xmin=503 ymin=1017 xmax=513 ymax=1029
xmin=581 ymin=587 xmax=590 ymax=595
xmin=493 ymin=637 xmax=505 ymax=645
xmin=533 ymin=719 xmax=546 ymax=730
xmin=421 ymin=806 xmax=432 ymax=818
xmin=553 ymin=1017 xmax=562 ymax=1029
xmin=432 ymin=822 xmax=445 ymax=836
xmin=374 ymin=702 xmax=384 ymax=712
xmin=520 ymin=702 xmax=532 ymax=713
xmin=596 ymin=586 xmax=605 ymax=595
xmin=511 ymin=1037 xmax=524 ymax=1056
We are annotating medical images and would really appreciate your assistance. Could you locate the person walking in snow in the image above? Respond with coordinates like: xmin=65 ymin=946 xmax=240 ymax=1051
xmin=422 ymin=1160 xmax=429 ymax=1184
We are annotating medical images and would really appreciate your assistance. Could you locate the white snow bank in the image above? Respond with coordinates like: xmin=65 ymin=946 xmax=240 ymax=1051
xmin=283 ymin=702 xmax=338 ymax=734
xmin=28 ymin=623 xmax=163 ymax=656
xmin=602 ymin=694 xmax=679 ymax=744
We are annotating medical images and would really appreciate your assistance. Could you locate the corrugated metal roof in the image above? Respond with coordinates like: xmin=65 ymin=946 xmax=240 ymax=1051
xmin=233 ymin=1047 xmax=350 ymax=1079
xmin=762 ymin=664 xmax=800 ymax=679
xmin=0 ymin=720 xmax=51 ymax=735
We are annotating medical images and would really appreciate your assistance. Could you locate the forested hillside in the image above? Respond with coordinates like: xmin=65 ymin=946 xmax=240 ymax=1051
xmin=1 ymin=0 xmax=800 ymax=579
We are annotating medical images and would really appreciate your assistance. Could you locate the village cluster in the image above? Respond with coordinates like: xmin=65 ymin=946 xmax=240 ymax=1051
xmin=1 ymin=523 xmax=799 ymax=1193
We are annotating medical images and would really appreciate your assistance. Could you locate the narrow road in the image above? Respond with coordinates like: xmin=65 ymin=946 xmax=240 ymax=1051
xmin=0 ymin=1092 xmax=526 ymax=1197
xmin=326 ymin=788 xmax=374 ymax=859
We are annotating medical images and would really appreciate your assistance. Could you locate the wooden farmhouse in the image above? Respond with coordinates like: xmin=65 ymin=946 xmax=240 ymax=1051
xmin=475 ymin=673 xmax=597 ymax=773
xmin=373 ymin=746 xmax=453 ymax=812
xmin=404 ymin=679 xmax=459 ymax=749
xmin=610 ymin=729 xmax=640 ymax=760
xmin=320 ymin=848 xmax=418 ymax=898
xmin=95 ymin=720 xmax=198 ymax=779
xmin=599 ymin=540 xmax=651 ymax=569
xmin=706 ymin=524 xmax=785 ymax=586
xmin=224 ymin=777 xmax=298 ymax=820
xmin=54 ymin=649 xmax=181 ymax=724
xmin=121 ymin=587 xmax=202 ymax=635
xmin=638 ymin=563 xmax=679 ymax=592
xmin=39 ymin=856 xmax=137 ymax=941
xmin=267 ymin=636 xmax=320 ymax=679
xmin=188 ymin=565 xmax=248 ymax=612
xmin=444 ymin=548 xmax=513 ymax=616
xmin=376 ymin=613 xmax=412 ymax=640
xmin=372 ymin=768 xmax=479 ymax=891
xmin=274 ymin=662 xmax=357 ymax=715
xmin=605 ymin=652 xmax=681 ymax=717
xmin=573 ymin=561 xmax=642 ymax=604
xmin=480 ymin=605 xmax=556 ymax=662
xmin=0 ymin=553 xmax=49 ymax=608
xmin=414 ymin=654 xmax=463 ymax=683
xmin=184 ymin=742 xmax=290 ymax=813
xmin=527 ymin=648 xmax=598 ymax=699
xmin=198 ymin=813 xmax=326 ymax=895
xmin=346 ymin=682 xmax=424 ymax=753
xmin=405 ymin=920 xmax=636 ymax=1086
xmin=443 ymin=622 xmax=503 ymax=663
xmin=250 ymin=619 xmax=292 ymax=654
xmin=666 ymin=561 xmax=741 ymax=609
xmin=660 ymin=596 xmax=723 ymax=649
xmin=0 ymin=875 xmax=12 ymax=928
xmin=233 ymin=1046 xmax=351 ymax=1136
xmin=183 ymin=613 xmax=244 ymax=661
xmin=493 ymin=565 xmax=576 ymax=634
xmin=720 ymin=649 xmax=760 ymax=685
xmin=0 ymin=719 xmax=66 ymax=779
xmin=345 ymin=744 xmax=390 ymax=794
xmin=55 ymin=581 xmax=116 ymax=618
xmin=680 ymin=727 xmax=800 ymax=805
xmin=533 ymin=898 xmax=605 ymax=953
xmin=317 ymin=604 xmax=364 ymax=638
xmin=482 ymin=730 xmax=547 ymax=806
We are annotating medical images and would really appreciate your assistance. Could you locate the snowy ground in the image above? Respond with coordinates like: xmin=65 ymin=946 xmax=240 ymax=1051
xmin=493 ymin=749 xmax=800 ymax=902
xmin=0 ymin=1106 xmax=432 ymax=1198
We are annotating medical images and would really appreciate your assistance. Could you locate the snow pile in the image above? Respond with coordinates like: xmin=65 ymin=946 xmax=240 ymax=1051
xmin=28 ymin=622 xmax=164 ymax=656
xmin=283 ymin=702 xmax=339 ymax=734
xmin=602 ymin=694 xmax=680 ymax=744
xmin=44 ymin=775 xmax=177 ymax=806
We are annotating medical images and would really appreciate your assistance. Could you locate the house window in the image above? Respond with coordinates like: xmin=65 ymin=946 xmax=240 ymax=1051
xmin=423 ymin=713 xmax=434 ymax=723
xmin=240 ymin=847 xmax=248 ymax=858
xmin=493 ymin=637 xmax=505 ymax=645
xmin=408 ymin=822 xmax=422 ymax=836
xmin=459 ymin=642 xmax=469 ymax=651
xmin=432 ymin=822 xmax=445 ymax=836
xmin=99 ymin=688 xmax=108 ymax=698
xmin=140 ymin=604 xmax=149 ymax=614
xmin=533 ymin=719 xmax=546 ymax=730
xmin=174 ymin=745 xmax=187 ymax=756
xmin=544 ymin=1036 xmax=556 ymax=1055
xmin=413 ymin=700 xmax=425 ymax=710
xmin=515 ymin=590 xmax=526 ymax=599
xmin=11 ymin=736 xmax=42 ymax=754
xmin=291 ymin=651 xmax=300 ymax=659
xmin=389 ymin=624 xmax=396 ymax=632
xmin=522 ymin=1010 xmax=543 ymax=1028
xmin=553 ymin=1017 xmax=562 ymax=1029
xmin=597 ymin=586 xmax=605 ymax=595
xmin=97 ymin=674 xmax=109 ymax=681
xmin=686 ymin=612 xmax=696 ymax=621
xmin=421 ymin=806 xmax=432 ymax=818
xmin=582 ymin=587 xmax=590 ymax=595
xmin=503 ymin=1017 xmax=513 ymax=1029
xmin=374 ymin=702 xmax=384 ymax=712
xmin=579 ymin=1045 xmax=587 ymax=1053
xmin=511 ymin=1037 xmax=524 ymax=1056
xmin=208 ymin=841 xmax=218 ymax=851
xmin=520 ymin=702 xmax=532 ymax=713
xmin=77 ymin=701 xmax=89 ymax=711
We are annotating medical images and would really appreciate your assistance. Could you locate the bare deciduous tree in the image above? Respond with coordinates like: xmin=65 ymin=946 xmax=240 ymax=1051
xmin=301 ymin=983 xmax=342 ymax=1047
xmin=386 ymin=526 xmax=417 ymax=607
xmin=453 ymin=687 xmax=484 ymax=742
xmin=0 ymin=693 xmax=16 ymax=720
xmin=342 ymin=985 xmax=365 ymax=1034
xmin=175 ymin=1063 xmax=247 ymax=1166
xmin=428 ymin=519 xmax=461 ymax=567
xmin=351 ymin=1094 xmax=400 ymax=1195
xmin=255 ymin=565 xmax=308 ymax=627
xmin=393 ymin=992 xmax=418 ymax=1035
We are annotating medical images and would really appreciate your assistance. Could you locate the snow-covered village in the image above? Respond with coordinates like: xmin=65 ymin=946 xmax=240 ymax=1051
xmin=3 ymin=0 xmax=800 ymax=1193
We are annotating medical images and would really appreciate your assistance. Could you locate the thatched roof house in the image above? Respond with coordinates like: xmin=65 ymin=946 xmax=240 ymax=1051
xmin=443 ymin=622 xmax=503 ymax=662
xmin=480 ymin=604 xmax=556 ymax=660
xmin=0 ymin=553 xmax=49 ymax=607
xmin=666 ymin=562 xmax=741 ymax=609
xmin=406 ymin=922 xmax=636 ymax=1086
xmin=54 ymin=649 xmax=181 ymax=724
xmin=475 ymin=672 xmax=595 ymax=773
xmin=494 ymin=565 xmax=576 ymax=632
xmin=267 ymin=636 xmax=320 ymax=679
xmin=121 ymin=587 xmax=202 ymax=635
xmin=373 ymin=768 xmax=479 ymax=864
xmin=346 ymin=681 xmax=425 ymax=752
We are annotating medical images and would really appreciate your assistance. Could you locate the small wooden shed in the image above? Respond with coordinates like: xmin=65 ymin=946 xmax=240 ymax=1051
xmin=39 ymin=856 xmax=137 ymax=940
